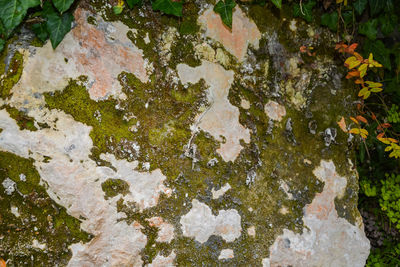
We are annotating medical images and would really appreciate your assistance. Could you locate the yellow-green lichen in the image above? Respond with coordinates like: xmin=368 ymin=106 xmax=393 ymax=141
xmin=0 ymin=49 xmax=24 ymax=99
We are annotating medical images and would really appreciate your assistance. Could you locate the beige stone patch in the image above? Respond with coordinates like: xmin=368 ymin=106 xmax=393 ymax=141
xmin=195 ymin=43 xmax=216 ymax=62
xmin=11 ymin=8 xmax=149 ymax=105
xmin=177 ymin=61 xmax=250 ymax=162
xmin=263 ymin=160 xmax=370 ymax=267
xmin=198 ymin=7 xmax=261 ymax=62
xmin=147 ymin=217 xmax=175 ymax=243
xmin=247 ymin=226 xmax=256 ymax=237
xmin=240 ymin=99 xmax=250 ymax=109
xmin=211 ymin=183 xmax=231 ymax=199
xmin=218 ymin=249 xmax=234 ymax=260
xmin=264 ymin=100 xmax=286 ymax=122
xmin=148 ymin=251 xmax=176 ymax=267
xmin=180 ymin=199 xmax=242 ymax=243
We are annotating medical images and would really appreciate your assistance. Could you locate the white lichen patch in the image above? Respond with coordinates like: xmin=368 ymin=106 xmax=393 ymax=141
xmin=198 ymin=7 xmax=261 ymax=62
xmin=211 ymin=183 xmax=231 ymax=199
xmin=263 ymin=160 xmax=370 ymax=267
xmin=264 ymin=100 xmax=286 ymax=122
xmin=180 ymin=199 xmax=241 ymax=243
xmin=247 ymin=226 xmax=256 ymax=237
xmin=177 ymin=61 xmax=250 ymax=162
xmin=194 ymin=43 xmax=216 ymax=62
xmin=10 ymin=8 xmax=149 ymax=104
xmin=218 ymin=249 xmax=234 ymax=260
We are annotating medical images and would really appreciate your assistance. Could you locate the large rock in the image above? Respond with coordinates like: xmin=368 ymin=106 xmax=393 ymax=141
xmin=0 ymin=1 xmax=369 ymax=266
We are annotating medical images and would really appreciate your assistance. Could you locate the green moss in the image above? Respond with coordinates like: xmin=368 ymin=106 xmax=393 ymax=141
xmin=0 ymin=50 xmax=24 ymax=99
xmin=0 ymin=151 xmax=91 ymax=266
xmin=3 ymin=105 xmax=38 ymax=131
xmin=101 ymin=178 xmax=130 ymax=199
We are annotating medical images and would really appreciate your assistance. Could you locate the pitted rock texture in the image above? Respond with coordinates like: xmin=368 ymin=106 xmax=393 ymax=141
xmin=0 ymin=1 xmax=370 ymax=266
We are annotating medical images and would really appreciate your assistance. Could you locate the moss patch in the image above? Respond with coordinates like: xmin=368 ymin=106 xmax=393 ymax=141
xmin=101 ymin=178 xmax=130 ymax=199
xmin=0 ymin=49 xmax=24 ymax=99
xmin=0 ymin=151 xmax=91 ymax=266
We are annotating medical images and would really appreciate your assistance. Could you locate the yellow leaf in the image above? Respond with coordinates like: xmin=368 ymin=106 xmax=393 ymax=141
xmin=385 ymin=146 xmax=393 ymax=152
xmin=360 ymin=129 xmax=368 ymax=138
xmin=370 ymin=87 xmax=383 ymax=93
xmin=345 ymin=56 xmax=361 ymax=69
xmin=365 ymin=81 xmax=382 ymax=88
xmin=349 ymin=128 xmax=360 ymax=135
xmin=358 ymin=64 xmax=368 ymax=77
xmin=378 ymin=137 xmax=391 ymax=145
xmin=358 ymin=87 xmax=369 ymax=97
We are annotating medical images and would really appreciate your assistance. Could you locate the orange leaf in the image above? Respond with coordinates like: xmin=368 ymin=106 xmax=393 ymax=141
xmin=355 ymin=78 xmax=364 ymax=85
xmin=356 ymin=115 xmax=368 ymax=123
xmin=371 ymin=112 xmax=377 ymax=120
xmin=346 ymin=69 xmax=360 ymax=79
xmin=381 ymin=123 xmax=391 ymax=128
xmin=0 ymin=259 xmax=6 ymax=267
xmin=350 ymin=116 xmax=359 ymax=124
xmin=377 ymin=132 xmax=384 ymax=139
xmin=337 ymin=116 xmax=347 ymax=132
xmin=300 ymin=45 xmax=307 ymax=53
xmin=345 ymin=43 xmax=358 ymax=54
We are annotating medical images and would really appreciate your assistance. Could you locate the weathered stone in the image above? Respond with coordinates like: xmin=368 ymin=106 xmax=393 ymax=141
xmin=0 ymin=1 xmax=370 ymax=266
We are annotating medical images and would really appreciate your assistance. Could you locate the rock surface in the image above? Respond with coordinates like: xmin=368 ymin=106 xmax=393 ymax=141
xmin=0 ymin=1 xmax=369 ymax=266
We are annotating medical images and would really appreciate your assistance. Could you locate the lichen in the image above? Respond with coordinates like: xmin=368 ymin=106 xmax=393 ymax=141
xmin=0 ymin=49 xmax=24 ymax=99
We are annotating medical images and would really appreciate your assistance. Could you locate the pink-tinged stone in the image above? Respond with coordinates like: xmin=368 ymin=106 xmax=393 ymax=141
xmin=263 ymin=160 xmax=370 ymax=267
xmin=198 ymin=7 xmax=261 ymax=62
xmin=177 ymin=61 xmax=250 ymax=162
xmin=264 ymin=100 xmax=286 ymax=122
xmin=218 ymin=249 xmax=234 ymax=260
xmin=147 ymin=217 xmax=175 ymax=243
xmin=11 ymin=7 xmax=148 ymax=105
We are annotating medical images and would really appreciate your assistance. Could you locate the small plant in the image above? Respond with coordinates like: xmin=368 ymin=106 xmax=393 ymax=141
xmin=380 ymin=173 xmax=400 ymax=230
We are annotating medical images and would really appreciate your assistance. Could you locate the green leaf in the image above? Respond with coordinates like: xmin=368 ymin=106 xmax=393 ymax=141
xmin=0 ymin=38 xmax=5 ymax=52
xmin=32 ymin=22 xmax=48 ymax=42
xmin=213 ymin=0 xmax=236 ymax=28
xmin=293 ymin=0 xmax=316 ymax=23
xmin=368 ymin=0 xmax=384 ymax=17
xmin=0 ymin=0 xmax=29 ymax=36
xmin=46 ymin=12 xmax=73 ymax=49
xmin=353 ymin=0 xmax=367 ymax=16
xmin=358 ymin=19 xmax=378 ymax=40
xmin=113 ymin=5 xmax=124 ymax=15
xmin=379 ymin=14 xmax=398 ymax=36
xmin=126 ymin=0 xmax=141 ymax=8
xmin=383 ymin=0 xmax=393 ymax=12
xmin=363 ymin=39 xmax=391 ymax=70
xmin=41 ymin=1 xmax=58 ymax=19
xmin=321 ymin=11 xmax=338 ymax=31
xmin=270 ymin=0 xmax=281 ymax=9
xmin=152 ymin=0 xmax=183 ymax=17
xmin=52 ymin=0 xmax=75 ymax=14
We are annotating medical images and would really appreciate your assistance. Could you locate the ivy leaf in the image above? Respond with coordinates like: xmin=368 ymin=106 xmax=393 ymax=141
xmin=152 ymin=0 xmax=183 ymax=17
xmin=32 ymin=22 xmax=48 ymax=42
xmin=379 ymin=13 xmax=398 ymax=36
xmin=46 ymin=12 xmax=73 ymax=49
xmin=353 ymin=0 xmax=367 ymax=15
xmin=24 ymin=0 xmax=40 ymax=9
xmin=368 ymin=0 xmax=384 ymax=16
xmin=126 ymin=0 xmax=141 ymax=8
xmin=358 ymin=19 xmax=378 ymax=40
xmin=270 ymin=0 xmax=282 ymax=9
xmin=113 ymin=5 xmax=124 ymax=15
xmin=214 ymin=0 xmax=236 ymax=29
xmin=0 ymin=0 xmax=29 ymax=36
xmin=321 ymin=11 xmax=338 ymax=31
xmin=0 ymin=38 xmax=5 ymax=52
xmin=52 ymin=0 xmax=75 ymax=14
xmin=293 ymin=0 xmax=316 ymax=23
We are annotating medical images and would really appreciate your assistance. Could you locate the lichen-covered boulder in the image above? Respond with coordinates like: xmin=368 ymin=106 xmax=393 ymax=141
xmin=0 ymin=1 xmax=370 ymax=266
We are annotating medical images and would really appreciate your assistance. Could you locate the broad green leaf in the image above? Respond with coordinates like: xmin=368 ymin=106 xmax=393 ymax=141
xmin=152 ymin=0 xmax=183 ymax=17
xmin=113 ymin=5 xmax=124 ymax=15
xmin=358 ymin=19 xmax=378 ymax=40
xmin=321 ymin=11 xmax=338 ymax=31
xmin=368 ymin=0 xmax=384 ymax=16
xmin=46 ymin=12 xmax=73 ymax=49
xmin=363 ymin=39 xmax=391 ymax=70
xmin=126 ymin=0 xmax=141 ymax=8
xmin=214 ymin=0 xmax=236 ymax=28
xmin=379 ymin=14 xmax=398 ymax=36
xmin=32 ymin=22 xmax=48 ymax=42
xmin=293 ymin=0 xmax=316 ymax=23
xmin=353 ymin=0 xmax=367 ymax=15
xmin=270 ymin=0 xmax=281 ymax=9
xmin=0 ymin=38 xmax=5 ymax=52
xmin=342 ymin=10 xmax=352 ymax=25
xmin=0 ymin=0 xmax=29 ymax=36
xmin=383 ymin=0 xmax=393 ymax=12
xmin=53 ymin=0 xmax=75 ymax=14
xmin=41 ymin=1 xmax=58 ymax=19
